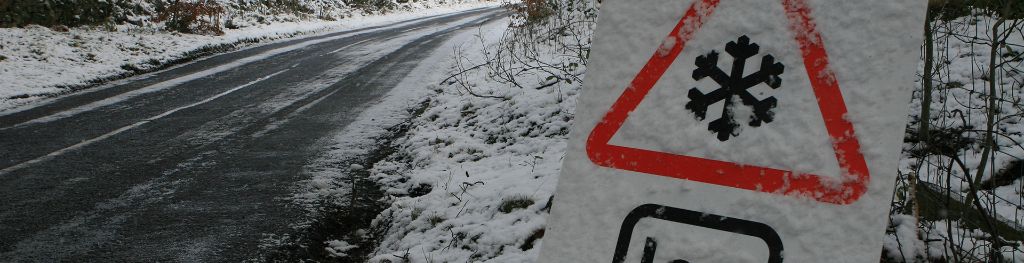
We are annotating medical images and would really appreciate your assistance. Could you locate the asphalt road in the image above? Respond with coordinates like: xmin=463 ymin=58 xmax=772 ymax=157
xmin=0 ymin=7 xmax=504 ymax=262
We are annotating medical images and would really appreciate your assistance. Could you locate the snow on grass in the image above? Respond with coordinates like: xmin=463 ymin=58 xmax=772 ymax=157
xmin=0 ymin=0 xmax=499 ymax=111
xmin=884 ymin=214 xmax=928 ymax=262
xmin=325 ymin=239 xmax=360 ymax=257
xmin=360 ymin=16 xmax=588 ymax=263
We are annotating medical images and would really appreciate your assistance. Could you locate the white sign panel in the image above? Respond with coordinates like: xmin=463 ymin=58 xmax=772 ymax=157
xmin=539 ymin=0 xmax=926 ymax=262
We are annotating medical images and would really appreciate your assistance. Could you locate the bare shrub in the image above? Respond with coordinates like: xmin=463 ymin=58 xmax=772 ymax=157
xmin=443 ymin=0 xmax=597 ymax=99
xmin=507 ymin=0 xmax=555 ymax=24
xmin=157 ymin=1 xmax=225 ymax=35
xmin=346 ymin=0 xmax=397 ymax=14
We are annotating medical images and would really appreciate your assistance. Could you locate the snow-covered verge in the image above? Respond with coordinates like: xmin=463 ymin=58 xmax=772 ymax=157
xmin=884 ymin=9 xmax=1024 ymax=263
xmin=0 ymin=0 xmax=497 ymax=111
xmin=285 ymin=10 xmax=521 ymax=262
xmin=347 ymin=2 xmax=594 ymax=262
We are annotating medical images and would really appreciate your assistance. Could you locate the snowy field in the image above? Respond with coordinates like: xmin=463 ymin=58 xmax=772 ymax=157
xmin=0 ymin=0 xmax=498 ymax=111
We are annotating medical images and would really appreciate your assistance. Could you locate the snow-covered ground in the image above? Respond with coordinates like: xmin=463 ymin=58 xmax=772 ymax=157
xmin=0 ymin=0 xmax=498 ymax=111
xmin=292 ymin=1 xmax=591 ymax=260
xmin=365 ymin=22 xmax=573 ymax=260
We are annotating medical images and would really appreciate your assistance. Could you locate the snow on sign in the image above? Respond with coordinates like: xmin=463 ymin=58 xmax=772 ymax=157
xmin=538 ymin=0 xmax=926 ymax=262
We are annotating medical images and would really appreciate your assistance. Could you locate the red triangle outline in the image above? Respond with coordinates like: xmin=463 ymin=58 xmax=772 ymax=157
xmin=585 ymin=0 xmax=870 ymax=205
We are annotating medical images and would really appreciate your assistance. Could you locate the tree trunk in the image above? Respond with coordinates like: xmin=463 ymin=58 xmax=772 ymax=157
xmin=973 ymin=15 xmax=1006 ymax=263
xmin=919 ymin=13 xmax=935 ymax=142
xmin=969 ymin=17 xmax=1005 ymax=207
xmin=911 ymin=10 xmax=937 ymax=226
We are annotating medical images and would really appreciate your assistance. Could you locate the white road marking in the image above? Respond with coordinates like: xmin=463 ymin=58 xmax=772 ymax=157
xmin=0 ymin=70 xmax=289 ymax=176
xmin=327 ymin=38 xmax=374 ymax=55
xmin=401 ymin=26 xmax=426 ymax=33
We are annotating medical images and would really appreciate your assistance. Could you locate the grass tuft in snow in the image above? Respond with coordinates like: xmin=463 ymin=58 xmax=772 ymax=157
xmin=519 ymin=228 xmax=545 ymax=251
xmin=426 ymin=214 xmax=446 ymax=227
xmin=497 ymin=194 xmax=534 ymax=213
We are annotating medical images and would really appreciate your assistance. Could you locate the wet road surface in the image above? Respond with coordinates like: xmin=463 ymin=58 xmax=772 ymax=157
xmin=0 ymin=7 xmax=504 ymax=262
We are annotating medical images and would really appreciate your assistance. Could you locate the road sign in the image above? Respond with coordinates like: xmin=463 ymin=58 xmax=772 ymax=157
xmin=538 ymin=0 xmax=926 ymax=262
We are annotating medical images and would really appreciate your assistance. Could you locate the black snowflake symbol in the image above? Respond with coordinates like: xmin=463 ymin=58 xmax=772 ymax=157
xmin=686 ymin=35 xmax=784 ymax=141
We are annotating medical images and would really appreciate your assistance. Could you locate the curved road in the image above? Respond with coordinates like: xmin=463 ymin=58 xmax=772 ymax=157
xmin=0 ymin=7 xmax=503 ymax=262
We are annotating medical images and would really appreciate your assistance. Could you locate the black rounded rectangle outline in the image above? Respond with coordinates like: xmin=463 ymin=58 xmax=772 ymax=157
xmin=612 ymin=204 xmax=784 ymax=263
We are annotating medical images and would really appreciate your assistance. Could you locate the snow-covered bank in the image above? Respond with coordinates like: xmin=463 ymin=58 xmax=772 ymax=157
xmin=290 ymin=10 xmax=526 ymax=262
xmin=366 ymin=30 xmax=571 ymax=262
xmin=0 ymin=0 xmax=498 ymax=111
xmin=337 ymin=4 xmax=594 ymax=261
